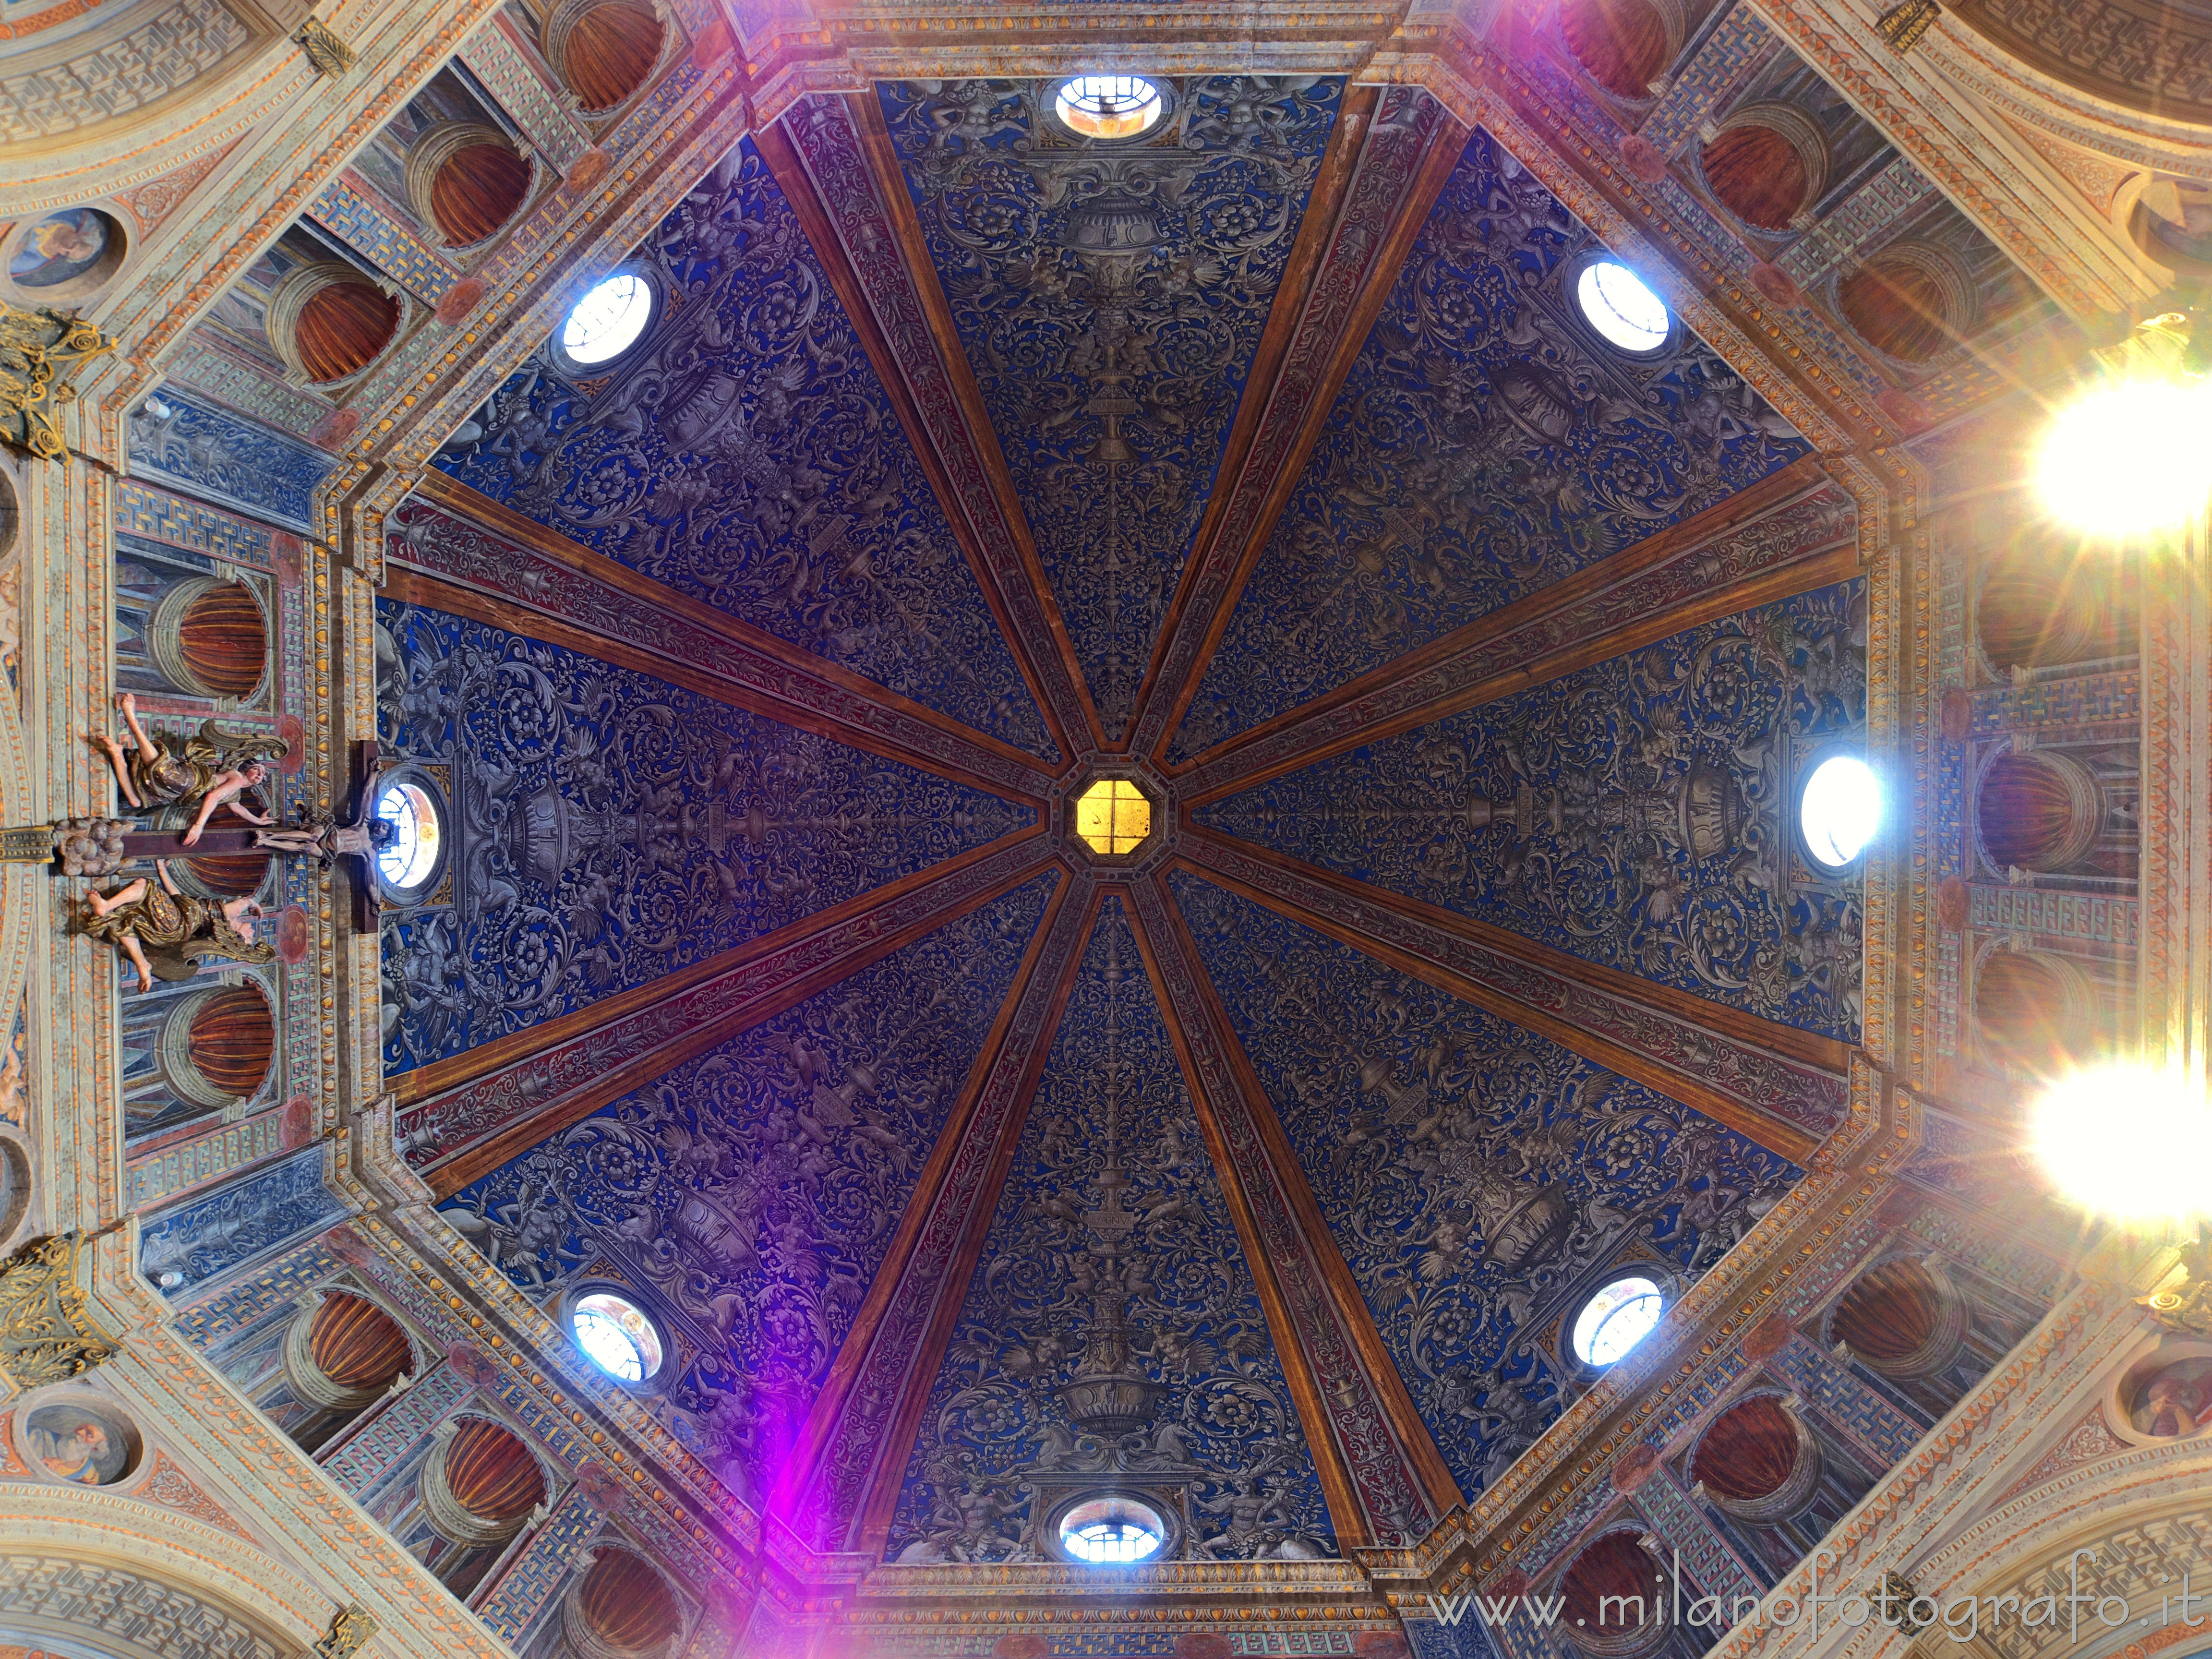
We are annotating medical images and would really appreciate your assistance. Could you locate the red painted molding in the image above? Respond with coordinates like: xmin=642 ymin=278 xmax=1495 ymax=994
xmin=1177 ymin=460 xmax=1860 ymax=804
xmin=766 ymin=92 xmax=1106 ymax=757
xmin=1130 ymin=85 xmax=1473 ymax=764
xmin=1172 ymin=840 xmax=1837 ymax=1165
xmin=766 ymin=865 xmax=1083 ymax=1537
xmin=401 ymin=832 xmax=1058 ymax=1195
xmin=1129 ymin=873 xmax=1464 ymax=1536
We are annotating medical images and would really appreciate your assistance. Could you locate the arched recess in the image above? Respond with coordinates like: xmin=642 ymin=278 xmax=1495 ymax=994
xmin=1901 ymin=1459 xmax=2212 ymax=1659
xmin=0 ymin=1489 xmax=328 ymax=1659
xmin=563 ymin=1545 xmax=687 ymax=1659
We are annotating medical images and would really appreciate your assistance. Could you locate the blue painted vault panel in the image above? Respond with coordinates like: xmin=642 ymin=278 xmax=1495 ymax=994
xmin=884 ymin=897 xmax=1338 ymax=1563
xmin=440 ymin=869 xmax=1060 ymax=1505
xmin=1169 ymin=870 xmax=1801 ymax=1501
xmin=375 ymin=598 xmax=1032 ymax=1074
xmin=1195 ymin=581 xmax=1867 ymax=1039
xmin=1171 ymin=126 xmax=1812 ymax=762
xmin=877 ymin=77 xmax=1345 ymax=741
xmin=429 ymin=137 xmax=1053 ymax=761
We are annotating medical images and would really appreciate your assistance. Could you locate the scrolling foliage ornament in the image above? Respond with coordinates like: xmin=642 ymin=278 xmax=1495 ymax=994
xmin=0 ymin=303 xmax=117 ymax=463
xmin=878 ymin=78 xmax=1344 ymax=739
xmin=0 ymin=1233 xmax=120 ymax=1391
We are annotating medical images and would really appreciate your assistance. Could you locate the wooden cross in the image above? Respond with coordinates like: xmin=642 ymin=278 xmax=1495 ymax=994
xmin=3 ymin=740 xmax=387 ymax=927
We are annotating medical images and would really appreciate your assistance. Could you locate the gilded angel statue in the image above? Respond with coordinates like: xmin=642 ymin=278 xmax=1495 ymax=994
xmin=76 ymin=858 xmax=273 ymax=993
xmin=86 ymin=693 xmax=289 ymax=844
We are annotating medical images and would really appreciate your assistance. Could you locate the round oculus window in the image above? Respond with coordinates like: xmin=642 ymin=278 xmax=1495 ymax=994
xmin=1059 ymin=1495 xmax=1166 ymax=1563
xmin=1800 ymin=754 xmax=1880 ymax=869
xmin=561 ymin=273 xmax=653 ymax=366
xmin=1576 ymin=259 xmax=1671 ymax=351
xmin=1572 ymin=1275 xmax=1665 ymax=1367
xmin=1055 ymin=75 xmax=1165 ymax=140
xmin=571 ymin=1291 xmax=664 ymax=1382
xmin=373 ymin=781 xmax=443 ymax=893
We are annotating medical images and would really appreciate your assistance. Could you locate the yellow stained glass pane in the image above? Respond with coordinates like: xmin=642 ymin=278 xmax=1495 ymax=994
xmin=1074 ymin=778 xmax=1152 ymax=856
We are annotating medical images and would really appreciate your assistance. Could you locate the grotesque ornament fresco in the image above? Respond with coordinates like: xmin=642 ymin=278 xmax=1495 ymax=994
xmin=1199 ymin=582 xmax=1867 ymax=1038
xmin=1173 ymin=127 xmax=1812 ymax=761
xmin=1171 ymin=873 xmax=1800 ymax=1499
xmin=428 ymin=139 xmax=1052 ymax=760
xmin=877 ymin=78 xmax=1344 ymax=740
xmin=886 ymin=899 xmax=1335 ymax=1563
xmin=440 ymin=871 xmax=1059 ymax=1504
xmin=375 ymin=601 xmax=1029 ymax=1074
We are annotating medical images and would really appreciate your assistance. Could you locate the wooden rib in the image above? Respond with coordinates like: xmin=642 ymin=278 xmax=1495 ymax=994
xmin=402 ymin=477 xmax=1051 ymax=795
xmin=1130 ymin=87 xmax=1472 ymax=763
xmin=380 ymin=561 xmax=1044 ymax=813
xmin=756 ymin=112 xmax=1093 ymax=764
xmin=763 ymin=93 xmax=1106 ymax=755
xmin=1181 ymin=513 xmax=1863 ymax=806
xmin=1133 ymin=873 xmax=1465 ymax=1526
xmin=1123 ymin=882 xmax=1377 ymax=1546
xmin=404 ymin=832 xmax=1055 ymax=1197
xmin=1171 ymin=848 xmax=1825 ymax=1166
xmin=1176 ymin=456 xmax=1828 ymax=780
xmin=393 ymin=823 xmax=1045 ymax=1106
xmin=1114 ymin=82 xmax=1380 ymax=755
xmin=1184 ymin=825 xmax=1850 ymax=1076
xmin=845 ymin=880 xmax=1104 ymax=1556
xmin=765 ymin=866 xmax=1080 ymax=1531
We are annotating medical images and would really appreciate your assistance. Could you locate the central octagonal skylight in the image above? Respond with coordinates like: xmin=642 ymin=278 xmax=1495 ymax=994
xmin=1073 ymin=776 xmax=1154 ymax=858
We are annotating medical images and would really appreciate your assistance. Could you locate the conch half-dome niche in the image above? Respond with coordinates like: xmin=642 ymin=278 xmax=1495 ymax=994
xmin=1559 ymin=0 xmax=1686 ymax=98
xmin=1690 ymin=1394 xmax=1823 ymax=1522
xmin=151 ymin=576 xmax=266 ymax=701
xmin=265 ymin=264 xmax=402 ymax=385
xmin=1700 ymin=103 xmax=1831 ymax=232
xmin=422 ymin=1418 xmax=546 ymax=1543
xmin=1837 ymin=241 xmax=1977 ymax=364
xmin=1559 ymin=1531 xmax=1670 ymax=1657
xmin=566 ymin=1549 xmax=683 ymax=1659
xmin=284 ymin=1290 xmax=412 ymax=1412
xmin=1826 ymin=1257 xmax=1970 ymax=1378
xmin=541 ymin=0 xmax=665 ymax=114
xmin=1978 ymin=750 xmax=2107 ymax=875
xmin=160 ymin=983 xmax=275 ymax=1110
xmin=407 ymin=123 xmax=534 ymax=249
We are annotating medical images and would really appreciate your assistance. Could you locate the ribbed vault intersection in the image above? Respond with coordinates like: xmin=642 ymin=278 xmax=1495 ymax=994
xmin=378 ymin=68 xmax=1864 ymax=1587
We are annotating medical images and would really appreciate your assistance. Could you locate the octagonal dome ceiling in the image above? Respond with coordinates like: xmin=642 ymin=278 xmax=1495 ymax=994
xmin=383 ymin=73 xmax=1867 ymax=1565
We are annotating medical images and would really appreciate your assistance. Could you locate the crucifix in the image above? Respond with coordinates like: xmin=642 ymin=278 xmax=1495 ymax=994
xmin=6 ymin=740 xmax=389 ymax=927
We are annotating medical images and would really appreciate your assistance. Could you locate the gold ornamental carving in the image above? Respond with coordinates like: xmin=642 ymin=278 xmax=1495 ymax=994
xmin=293 ymin=17 xmax=357 ymax=75
xmin=313 ymin=1605 xmax=379 ymax=1659
xmin=2138 ymin=1233 xmax=2212 ymax=1337
xmin=0 ymin=1233 xmax=120 ymax=1391
xmin=0 ymin=303 xmax=116 ymax=463
xmin=1874 ymin=0 xmax=1941 ymax=52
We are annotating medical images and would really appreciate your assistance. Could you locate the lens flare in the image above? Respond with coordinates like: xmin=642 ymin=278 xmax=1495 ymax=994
xmin=2032 ymin=1065 xmax=2212 ymax=1222
xmin=2037 ymin=378 xmax=2212 ymax=537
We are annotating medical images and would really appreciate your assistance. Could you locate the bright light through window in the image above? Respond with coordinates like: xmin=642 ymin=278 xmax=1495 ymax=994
xmin=572 ymin=1292 xmax=663 ymax=1382
xmin=1799 ymin=755 xmax=1880 ymax=868
xmin=1074 ymin=778 xmax=1153 ymax=857
xmin=2037 ymin=376 xmax=2212 ymax=538
xmin=1060 ymin=1497 xmax=1165 ymax=1563
xmin=2034 ymin=1066 xmax=2212 ymax=1223
xmin=374 ymin=782 xmax=441 ymax=890
xmin=1056 ymin=75 xmax=1164 ymax=139
xmin=1576 ymin=260 xmax=1671 ymax=350
xmin=1573 ymin=1275 xmax=1665 ymax=1367
xmin=561 ymin=273 xmax=653 ymax=366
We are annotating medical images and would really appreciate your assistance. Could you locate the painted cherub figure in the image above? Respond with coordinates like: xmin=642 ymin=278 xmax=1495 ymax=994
xmin=77 ymin=858 xmax=273 ymax=993
xmin=86 ymin=692 xmax=288 ymax=845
